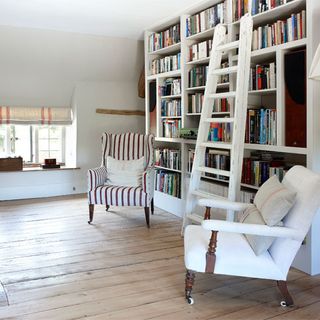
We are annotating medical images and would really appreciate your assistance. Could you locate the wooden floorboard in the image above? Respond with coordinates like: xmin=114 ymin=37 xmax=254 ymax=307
xmin=0 ymin=195 xmax=319 ymax=320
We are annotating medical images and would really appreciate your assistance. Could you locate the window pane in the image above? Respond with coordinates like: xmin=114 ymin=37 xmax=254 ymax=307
xmin=11 ymin=125 xmax=31 ymax=162
xmin=0 ymin=126 xmax=8 ymax=156
xmin=38 ymin=126 xmax=49 ymax=139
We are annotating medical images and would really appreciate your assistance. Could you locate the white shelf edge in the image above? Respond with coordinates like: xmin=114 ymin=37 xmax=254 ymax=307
xmin=186 ymin=57 xmax=210 ymax=65
xmin=148 ymin=42 xmax=181 ymax=55
xmin=185 ymin=26 xmax=215 ymax=41
xmin=155 ymin=165 xmax=182 ymax=173
xmin=160 ymin=94 xmax=182 ymax=99
xmin=160 ymin=116 xmax=182 ymax=119
xmin=248 ymin=88 xmax=277 ymax=95
xmin=244 ymin=144 xmax=308 ymax=155
xmin=147 ymin=69 xmax=181 ymax=80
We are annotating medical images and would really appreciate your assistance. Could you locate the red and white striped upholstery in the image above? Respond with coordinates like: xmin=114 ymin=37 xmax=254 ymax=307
xmin=88 ymin=133 xmax=154 ymax=207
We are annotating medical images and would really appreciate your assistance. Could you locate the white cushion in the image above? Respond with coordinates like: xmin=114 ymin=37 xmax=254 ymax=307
xmin=184 ymin=225 xmax=285 ymax=280
xmin=254 ymin=175 xmax=296 ymax=226
xmin=106 ymin=156 xmax=144 ymax=187
xmin=239 ymin=205 xmax=282 ymax=255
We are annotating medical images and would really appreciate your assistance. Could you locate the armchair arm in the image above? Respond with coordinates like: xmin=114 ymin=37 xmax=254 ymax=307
xmin=88 ymin=166 xmax=108 ymax=191
xmin=198 ymin=198 xmax=251 ymax=211
xmin=142 ymin=167 xmax=155 ymax=198
xmin=201 ymin=219 xmax=304 ymax=241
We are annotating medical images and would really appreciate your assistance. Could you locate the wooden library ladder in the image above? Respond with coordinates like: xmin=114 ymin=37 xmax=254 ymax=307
xmin=183 ymin=14 xmax=253 ymax=230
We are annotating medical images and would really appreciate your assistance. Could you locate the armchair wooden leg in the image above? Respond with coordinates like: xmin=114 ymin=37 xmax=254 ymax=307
xmin=144 ymin=207 xmax=150 ymax=228
xmin=277 ymin=281 xmax=294 ymax=306
xmin=88 ymin=204 xmax=94 ymax=224
xmin=106 ymin=205 xmax=110 ymax=212
xmin=151 ymin=198 xmax=154 ymax=215
xmin=185 ymin=270 xmax=195 ymax=305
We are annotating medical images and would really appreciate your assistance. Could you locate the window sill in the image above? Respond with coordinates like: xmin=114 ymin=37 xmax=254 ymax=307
xmin=0 ymin=166 xmax=80 ymax=173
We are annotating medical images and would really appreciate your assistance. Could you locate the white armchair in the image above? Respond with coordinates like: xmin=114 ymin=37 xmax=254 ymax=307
xmin=184 ymin=166 xmax=320 ymax=306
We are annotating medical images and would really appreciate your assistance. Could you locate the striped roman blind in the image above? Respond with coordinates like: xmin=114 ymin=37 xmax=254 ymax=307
xmin=0 ymin=106 xmax=72 ymax=125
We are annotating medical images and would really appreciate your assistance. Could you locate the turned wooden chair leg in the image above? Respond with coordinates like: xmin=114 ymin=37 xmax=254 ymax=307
xmin=185 ymin=270 xmax=196 ymax=305
xmin=144 ymin=207 xmax=150 ymax=228
xmin=277 ymin=281 xmax=294 ymax=306
xmin=88 ymin=204 xmax=94 ymax=224
xmin=151 ymin=198 xmax=154 ymax=215
xmin=106 ymin=205 xmax=110 ymax=212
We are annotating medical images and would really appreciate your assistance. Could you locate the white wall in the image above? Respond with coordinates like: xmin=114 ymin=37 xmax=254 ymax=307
xmin=0 ymin=25 xmax=145 ymax=200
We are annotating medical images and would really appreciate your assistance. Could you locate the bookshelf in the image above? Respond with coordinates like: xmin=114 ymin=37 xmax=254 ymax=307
xmin=145 ymin=0 xmax=320 ymax=275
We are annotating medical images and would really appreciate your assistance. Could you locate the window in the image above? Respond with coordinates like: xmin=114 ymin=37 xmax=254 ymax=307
xmin=0 ymin=124 xmax=66 ymax=166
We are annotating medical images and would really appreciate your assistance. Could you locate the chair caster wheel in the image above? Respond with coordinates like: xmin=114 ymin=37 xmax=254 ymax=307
xmin=186 ymin=297 xmax=194 ymax=305
xmin=280 ymin=301 xmax=287 ymax=307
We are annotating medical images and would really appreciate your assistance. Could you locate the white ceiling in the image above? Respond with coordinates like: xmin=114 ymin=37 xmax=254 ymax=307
xmin=0 ymin=0 xmax=201 ymax=39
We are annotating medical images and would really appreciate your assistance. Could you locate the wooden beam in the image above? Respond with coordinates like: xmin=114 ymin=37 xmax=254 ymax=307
xmin=96 ymin=108 xmax=145 ymax=116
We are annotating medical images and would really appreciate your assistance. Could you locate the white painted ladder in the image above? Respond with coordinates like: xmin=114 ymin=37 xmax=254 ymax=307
xmin=183 ymin=14 xmax=253 ymax=228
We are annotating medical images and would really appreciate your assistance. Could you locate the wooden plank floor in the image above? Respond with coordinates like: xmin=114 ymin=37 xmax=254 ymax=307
xmin=0 ymin=195 xmax=319 ymax=320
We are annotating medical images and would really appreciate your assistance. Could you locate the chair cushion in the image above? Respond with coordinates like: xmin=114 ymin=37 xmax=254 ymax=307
xmin=106 ymin=156 xmax=144 ymax=187
xmin=184 ymin=225 xmax=285 ymax=280
xmin=239 ymin=205 xmax=282 ymax=255
xmin=254 ymin=175 xmax=296 ymax=226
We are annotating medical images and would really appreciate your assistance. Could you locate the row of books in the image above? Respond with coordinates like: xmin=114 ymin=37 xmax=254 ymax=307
xmin=162 ymin=119 xmax=181 ymax=138
xmin=251 ymin=0 xmax=294 ymax=16
xmin=155 ymin=148 xmax=181 ymax=170
xmin=204 ymin=149 xmax=230 ymax=181
xmin=252 ymin=10 xmax=306 ymax=51
xmin=245 ymin=108 xmax=277 ymax=145
xmin=189 ymin=39 xmax=212 ymax=61
xmin=249 ymin=62 xmax=276 ymax=91
xmin=161 ymin=99 xmax=181 ymax=117
xmin=232 ymin=0 xmax=249 ymax=22
xmin=242 ymin=154 xmax=286 ymax=186
xmin=155 ymin=170 xmax=181 ymax=198
xmin=186 ymin=2 xmax=227 ymax=37
xmin=148 ymin=23 xmax=180 ymax=52
xmin=188 ymin=94 xmax=230 ymax=114
xmin=150 ymin=53 xmax=181 ymax=75
xmin=159 ymin=78 xmax=181 ymax=96
xmin=208 ymin=122 xmax=231 ymax=142
xmin=189 ymin=65 xmax=208 ymax=87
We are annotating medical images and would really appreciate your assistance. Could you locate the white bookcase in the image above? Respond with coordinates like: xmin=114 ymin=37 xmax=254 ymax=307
xmin=145 ymin=0 xmax=320 ymax=275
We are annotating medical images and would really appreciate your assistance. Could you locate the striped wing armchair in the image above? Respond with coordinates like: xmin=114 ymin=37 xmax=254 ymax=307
xmin=88 ymin=133 xmax=155 ymax=227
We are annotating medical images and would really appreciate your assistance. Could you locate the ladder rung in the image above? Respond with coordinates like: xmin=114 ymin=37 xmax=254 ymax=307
xmin=199 ymin=142 xmax=232 ymax=150
xmin=203 ymin=117 xmax=234 ymax=123
xmin=191 ymin=190 xmax=228 ymax=201
xmin=186 ymin=213 xmax=203 ymax=223
xmin=212 ymin=66 xmax=238 ymax=75
xmin=196 ymin=166 xmax=230 ymax=177
xmin=217 ymin=40 xmax=239 ymax=52
xmin=207 ymin=92 xmax=236 ymax=99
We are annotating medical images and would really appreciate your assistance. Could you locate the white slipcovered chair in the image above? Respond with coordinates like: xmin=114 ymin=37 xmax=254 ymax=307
xmin=87 ymin=132 xmax=155 ymax=227
xmin=184 ymin=165 xmax=320 ymax=306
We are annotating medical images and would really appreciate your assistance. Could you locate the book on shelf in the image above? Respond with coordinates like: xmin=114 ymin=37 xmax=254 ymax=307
xmin=155 ymin=148 xmax=181 ymax=170
xmin=189 ymin=39 xmax=212 ymax=61
xmin=155 ymin=170 xmax=181 ymax=198
xmin=159 ymin=78 xmax=181 ymax=96
xmin=252 ymin=10 xmax=306 ymax=51
xmin=188 ymin=94 xmax=230 ymax=114
xmin=161 ymin=99 xmax=181 ymax=117
xmin=242 ymin=152 xmax=287 ymax=187
xmin=245 ymin=107 xmax=277 ymax=145
xmin=186 ymin=1 xmax=227 ymax=37
xmin=251 ymin=0 xmax=295 ymax=16
xmin=208 ymin=122 xmax=231 ymax=142
xmin=249 ymin=62 xmax=276 ymax=91
xmin=204 ymin=149 xmax=230 ymax=181
xmin=149 ymin=23 xmax=180 ymax=52
xmin=150 ymin=52 xmax=181 ymax=75
xmin=232 ymin=0 xmax=249 ymax=22
xmin=188 ymin=149 xmax=195 ymax=173
xmin=162 ymin=119 xmax=181 ymax=138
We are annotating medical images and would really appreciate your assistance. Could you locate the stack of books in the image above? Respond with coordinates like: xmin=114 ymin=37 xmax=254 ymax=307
xmin=252 ymin=10 xmax=306 ymax=50
xmin=162 ymin=119 xmax=181 ymax=138
xmin=155 ymin=148 xmax=181 ymax=170
xmin=161 ymin=99 xmax=181 ymax=117
xmin=249 ymin=62 xmax=276 ymax=91
xmin=148 ymin=23 xmax=180 ymax=52
xmin=204 ymin=149 xmax=230 ymax=180
xmin=159 ymin=78 xmax=181 ymax=96
xmin=155 ymin=170 xmax=181 ymax=198
xmin=245 ymin=108 xmax=277 ymax=145
xmin=186 ymin=1 xmax=226 ymax=37
xmin=150 ymin=52 xmax=181 ymax=75
xmin=189 ymin=39 xmax=213 ymax=61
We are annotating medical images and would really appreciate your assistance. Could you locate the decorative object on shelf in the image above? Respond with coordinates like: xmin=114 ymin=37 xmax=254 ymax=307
xmin=96 ymin=108 xmax=145 ymax=116
xmin=41 ymin=158 xmax=60 ymax=169
xmin=0 ymin=157 xmax=23 ymax=171
xmin=179 ymin=128 xmax=198 ymax=140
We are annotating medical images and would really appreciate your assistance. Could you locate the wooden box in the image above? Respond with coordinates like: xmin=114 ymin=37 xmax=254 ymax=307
xmin=0 ymin=157 xmax=23 ymax=171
